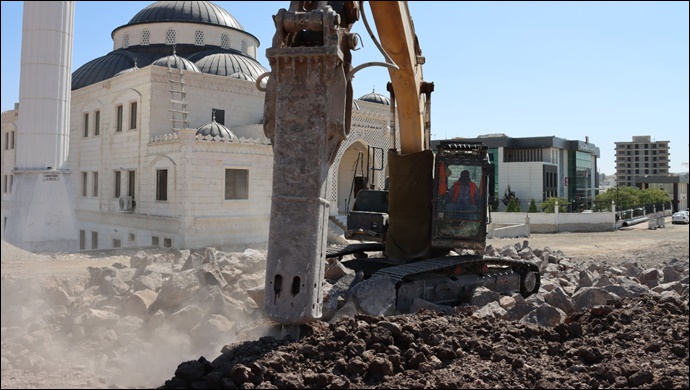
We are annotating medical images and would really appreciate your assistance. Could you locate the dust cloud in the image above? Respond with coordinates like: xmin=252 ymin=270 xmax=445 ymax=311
xmin=1 ymin=240 xmax=272 ymax=388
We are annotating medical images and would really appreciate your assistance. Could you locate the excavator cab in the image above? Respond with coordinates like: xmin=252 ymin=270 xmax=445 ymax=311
xmin=431 ymin=141 xmax=492 ymax=253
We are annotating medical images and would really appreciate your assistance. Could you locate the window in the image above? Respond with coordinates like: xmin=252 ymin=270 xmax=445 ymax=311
xmin=163 ymin=238 xmax=172 ymax=248
xmin=116 ymin=105 xmax=123 ymax=132
xmin=221 ymin=33 xmax=229 ymax=49
xmin=129 ymin=102 xmax=137 ymax=130
xmin=2 ymin=175 xmax=14 ymax=194
xmin=127 ymin=171 xmax=136 ymax=207
xmin=166 ymin=28 xmax=176 ymax=45
xmin=4 ymin=131 xmax=14 ymax=149
xmin=83 ymin=113 xmax=89 ymax=137
xmin=213 ymin=109 xmax=225 ymax=125
xmin=141 ymin=29 xmax=150 ymax=45
xmin=241 ymin=40 xmax=247 ymax=54
xmin=225 ymin=169 xmax=249 ymax=200
xmin=156 ymin=169 xmax=168 ymax=201
xmin=128 ymin=170 xmax=136 ymax=200
xmin=79 ymin=230 xmax=86 ymax=250
xmin=123 ymin=33 xmax=130 ymax=48
xmin=113 ymin=239 xmax=121 ymax=248
xmin=152 ymin=236 xmax=160 ymax=246
xmin=92 ymin=172 xmax=99 ymax=197
xmin=129 ymin=233 xmax=136 ymax=242
xmin=194 ymin=30 xmax=204 ymax=45
xmin=114 ymin=171 xmax=121 ymax=198
xmin=91 ymin=231 xmax=98 ymax=250
xmin=94 ymin=111 xmax=100 ymax=136
xmin=82 ymin=172 xmax=88 ymax=197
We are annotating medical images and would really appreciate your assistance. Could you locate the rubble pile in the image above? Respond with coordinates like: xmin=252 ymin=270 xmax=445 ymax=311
xmin=1 ymin=247 xmax=271 ymax=388
xmin=320 ymin=241 xmax=688 ymax=327
xmin=1 ymin=240 xmax=688 ymax=389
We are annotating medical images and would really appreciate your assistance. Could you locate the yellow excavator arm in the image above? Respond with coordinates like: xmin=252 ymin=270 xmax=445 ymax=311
xmin=368 ymin=1 xmax=428 ymax=154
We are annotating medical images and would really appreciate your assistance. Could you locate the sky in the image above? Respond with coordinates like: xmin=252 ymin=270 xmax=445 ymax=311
xmin=1 ymin=1 xmax=688 ymax=175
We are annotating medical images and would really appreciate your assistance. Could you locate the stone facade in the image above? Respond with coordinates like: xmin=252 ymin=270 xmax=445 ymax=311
xmin=1 ymin=63 xmax=392 ymax=250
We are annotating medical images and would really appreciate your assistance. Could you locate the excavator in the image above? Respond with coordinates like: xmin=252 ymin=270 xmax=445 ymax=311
xmin=260 ymin=1 xmax=540 ymax=335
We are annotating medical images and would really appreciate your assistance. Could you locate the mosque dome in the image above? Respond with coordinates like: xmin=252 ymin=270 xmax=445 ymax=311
xmin=72 ymin=1 xmax=262 ymax=90
xmin=114 ymin=64 xmax=140 ymax=77
xmin=152 ymin=54 xmax=201 ymax=72
xmin=358 ymin=89 xmax=390 ymax=105
xmin=196 ymin=120 xmax=237 ymax=140
xmin=124 ymin=1 xmax=244 ymax=30
xmin=229 ymin=72 xmax=256 ymax=82
xmin=72 ymin=50 xmax=138 ymax=90
xmin=192 ymin=51 xmax=268 ymax=78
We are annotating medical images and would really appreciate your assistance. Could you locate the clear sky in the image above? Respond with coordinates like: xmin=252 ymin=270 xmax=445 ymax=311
xmin=1 ymin=1 xmax=688 ymax=175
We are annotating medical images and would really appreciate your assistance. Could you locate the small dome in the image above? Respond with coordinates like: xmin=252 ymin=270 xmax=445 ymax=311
xmin=193 ymin=52 xmax=268 ymax=78
xmin=358 ymin=89 xmax=390 ymax=105
xmin=196 ymin=120 xmax=237 ymax=140
xmin=115 ymin=64 xmax=139 ymax=77
xmin=153 ymin=54 xmax=200 ymax=72
xmin=229 ymin=72 xmax=256 ymax=81
xmin=125 ymin=1 xmax=244 ymax=30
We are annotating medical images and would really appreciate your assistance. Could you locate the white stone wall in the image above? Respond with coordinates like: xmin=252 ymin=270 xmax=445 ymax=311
xmin=147 ymin=67 xmax=264 ymax=137
xmin=0 ymin=109 xmax=18 ymax=239
xmin=64 ymin=63 xmax=274 ymax=250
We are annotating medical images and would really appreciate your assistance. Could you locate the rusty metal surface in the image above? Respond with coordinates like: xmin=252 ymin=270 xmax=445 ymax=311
xmin=262 ymin=2 xmax=358 ymax=325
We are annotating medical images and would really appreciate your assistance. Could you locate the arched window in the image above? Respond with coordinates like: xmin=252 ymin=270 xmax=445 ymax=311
xmin=166 ymin=28 xmax=176 ymax=45
xmin=221 ymin=33 xmax=229 ymax=49
xmin=141 ymin=29 xmax=150 ymax=46
xmin=194 ymin=30 xmax=204 ymax=46
xmin=123 ymin=33 xmax=130 ymax=48
xmin=241 ymin=40 xmax=247 ymax=54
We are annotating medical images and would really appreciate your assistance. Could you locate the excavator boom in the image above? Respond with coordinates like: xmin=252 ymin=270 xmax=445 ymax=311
xmin=261 ymin=2 xmax=539 ymax=331
xmin=368 ymin=1 xmax=426 ymax=154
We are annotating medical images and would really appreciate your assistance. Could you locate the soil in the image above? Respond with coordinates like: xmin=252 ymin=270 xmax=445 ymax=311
xmin=1 ymin=219 xmax=688 ymax=389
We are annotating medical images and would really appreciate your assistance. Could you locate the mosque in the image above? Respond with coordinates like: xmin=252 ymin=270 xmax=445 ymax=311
xmin=2 ymin=1 xmax=608 ymax=253
xmin=1 ymin=1 xmax=394 ymax=250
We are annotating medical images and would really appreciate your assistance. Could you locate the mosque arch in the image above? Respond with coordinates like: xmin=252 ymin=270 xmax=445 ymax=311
xmin=335 ymin=139 xmax=371 ymax=214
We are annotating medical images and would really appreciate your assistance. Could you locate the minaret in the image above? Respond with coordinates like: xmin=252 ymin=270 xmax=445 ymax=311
xmin=4 ymin=1 xmax=79 ymax=253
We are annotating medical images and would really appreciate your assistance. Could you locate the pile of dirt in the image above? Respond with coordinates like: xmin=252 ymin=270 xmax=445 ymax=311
xmin=163 ymin=293 xmax=688 ymax=389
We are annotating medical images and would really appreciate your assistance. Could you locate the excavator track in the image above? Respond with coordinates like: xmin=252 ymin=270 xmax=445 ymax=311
xmin=372 ymin=254 xmax=541 ymax=298
xmin=326 ymin=242 xmax=384 ymax=259
xmin=326 ymin=243 xmax=541 ymax=298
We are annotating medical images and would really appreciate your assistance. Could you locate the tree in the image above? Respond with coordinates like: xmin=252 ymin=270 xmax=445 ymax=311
xmin=541 ymin=196 xmax=569 ymax=213
xmin=528 ymin=198 xmax=538 ymax=213
xmin=637 ymin=188 xmax=671 ymax=211
xmin=502 ymin=185 xmax=519 ymax=208
xmin=593 ymin=186 xmax=641 ymax=212
xmin=506 ymin=197 xmax=521 ymax=212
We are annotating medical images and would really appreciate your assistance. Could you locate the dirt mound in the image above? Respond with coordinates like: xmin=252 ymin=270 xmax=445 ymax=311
xmin=162 ymin=293 xmax=688 ymax=389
